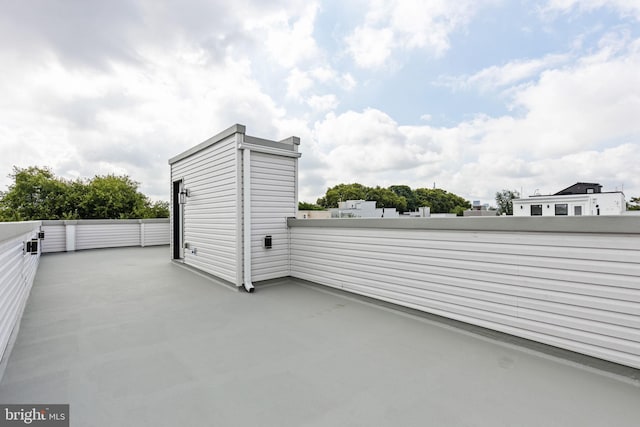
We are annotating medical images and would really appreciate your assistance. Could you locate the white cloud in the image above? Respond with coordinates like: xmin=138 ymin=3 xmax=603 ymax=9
xmin=431 ymin=33 xmax=640 ymax=163
xmin=344 ymin=0 xmax=490 ymax=68
xmin=286 ymin=68 xmax=314 ymax=99
xmin=286 ymin=66 xmax=356 ymax=102
xmin=345 ymin=26 xmax=395 ymax=68
xmin=0 ymin=0 xmax=333 ymax=202
xmin=258 ymin=4 xmax=322 ymax=68
xmin=441 ymin=53 xmax=571 ymax=92
xmin=340 ymin=73 xmax=357 ymax=91
xmin=309 ymin=66 xmax=336 ymax=82
xmin=306 ymin=94 xmax=339 ymax=112
xmin=301 ymin=33 xmax=640 ymax=204
xmin=543 ymin=0 xmax=640 ymax=20
xmin=298 ymin=109 xmax=441 ymax=200
xmin=505 ymin=39 xmax=640 ymax=156
xmin=0 ymin=47 xmax=286 ymax=200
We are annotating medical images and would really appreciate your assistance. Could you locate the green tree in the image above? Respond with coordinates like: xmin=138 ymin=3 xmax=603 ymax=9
xmin=414 ymin=188 xmax=471 ymax=215
xmin=628 ymin=196 xmax=640 ymax=211
xmin=315 ymin=183 xmax=470 ymax=215
xmin=62 ymin=179 xmax=88 ymax=219
xmin=365 ymin=186 xmax=407 ymax=211
xmin=0 ymin=166 xmax=169 ymax=221
xmin=81 ymin=174 xmax=148 ymax=219
xmin=495 ymin=189 xmax=520 ymax=216
xmin=316 ymin=183 xmax=369 ymax=208
xmin=0 ymin=166 xmax=71 ymax=220
xmin=136 ymin=200 xmax=170 ymax=218
xmin=389 ymin=185 xmax=418 ymax=212
xmin=298 ymin=201 xmax=325 ymax=210
xmin=316 ymin=183 xmax=409 ymax=211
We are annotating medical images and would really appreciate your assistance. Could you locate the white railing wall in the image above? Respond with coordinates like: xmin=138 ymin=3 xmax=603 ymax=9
xmin=0 ymin=221 xmax=41 ymax=378
xmin=0 ymin=218 xmax=168 ymax=381
xmin=287 ymin=216 xmax=640 ymax=369
xmin=41 ymin=219 xmax=169 ymax=253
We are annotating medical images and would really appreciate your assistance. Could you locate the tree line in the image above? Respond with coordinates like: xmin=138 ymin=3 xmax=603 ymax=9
xmin=306 ymin=183 xmax=472 ymax=215
xmin=0 ymin=166 xmax=169 ymax=221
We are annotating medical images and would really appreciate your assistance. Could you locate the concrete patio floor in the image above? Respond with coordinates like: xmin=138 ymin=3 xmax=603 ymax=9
xmin=1 ymin=246 xmax=639 ymax=426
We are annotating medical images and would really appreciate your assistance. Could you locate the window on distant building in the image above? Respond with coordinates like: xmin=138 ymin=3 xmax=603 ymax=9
xmin=587 ymin=188 xmax=594 ymax=194
xmin=574 ymin=206 xmax=582 ymax=216
xmin=555 ymin=204 xmax=568 ymax=216
xmin=531 ymin=205 xmax=542 ymax=216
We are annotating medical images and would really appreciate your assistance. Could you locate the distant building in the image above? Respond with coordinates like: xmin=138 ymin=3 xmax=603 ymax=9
xmin=296 ymin=210 xmax=331 ymax=219
xmin=401 ymin=207 xmax=431 ymax=217
xmin=464 ymin=200 xmax=496 ymax=217
xmin=329 ymin=200 xmax=399 ymax=218
xmin=513 ymin=182 xmax=626 ymax=216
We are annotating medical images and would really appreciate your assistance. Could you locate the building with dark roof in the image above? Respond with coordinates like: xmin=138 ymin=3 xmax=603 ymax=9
xmin=513 ymin=182 xmax=626 ymax=216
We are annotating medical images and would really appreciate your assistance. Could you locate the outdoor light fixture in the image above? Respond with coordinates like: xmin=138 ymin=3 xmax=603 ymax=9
xmin=179 ymin=188 xmax=191 ymax=204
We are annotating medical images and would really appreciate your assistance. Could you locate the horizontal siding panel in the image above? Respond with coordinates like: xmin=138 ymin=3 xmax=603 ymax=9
xmin=185 ymin=232 xmax=236 ymax=243
xmin=185 ymin=210 xmax=238 ymax=219
xmin=292 ymin=256 xmax=640 ymax=343
xmin=178 ymin=167 xmax=235 ymax=187
xmin=172 ymin=136 xmax=239 ymax=285
xmin=253 ymin=252 xmax=289 ymax=264
xmin=292 ymin=230 xmax=640 ymax=288
xmin=293 ymin=228 xmax=640 ymax=264
xmin=174 ymin=144 xmax=235 ymax=172
xmin=186 ymin=255 xmax=236 ymax=283
xmin=0 ymin=224 xmax=41 ymax=378
xmin=143 ymin=223 xmax=169 ymax=246
xmin=250 ymin=152 xmax=295 ymax=281
xmin=291 ymin=243 xmax=640 ymax=299
xmin=41 ymin=225 xmax=66 ymax=253
xmin=290 ymin=252 xmax=640 ymax=316
xmin=173 ymin=144 xmax=236 ymax=165
xmin=292 ymin=226 xmax=640 ymax=251
xmin=76 ymin=224 xmax=140 ymax=250
xmin=188 ymin=187 xmax=237 ymax=202
xmin=289 ymin=225 xmax=640 ymax=369
xmin=341 ymin=280 xmax=640 ymax=357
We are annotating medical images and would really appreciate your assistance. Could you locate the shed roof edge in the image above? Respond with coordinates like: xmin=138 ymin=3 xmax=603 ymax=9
xmin=168 ymin=123 xmax=246 ymax=165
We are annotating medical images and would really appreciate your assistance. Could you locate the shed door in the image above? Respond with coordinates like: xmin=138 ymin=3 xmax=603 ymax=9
xmin=172 ymin=180 xmax=184 ymax=259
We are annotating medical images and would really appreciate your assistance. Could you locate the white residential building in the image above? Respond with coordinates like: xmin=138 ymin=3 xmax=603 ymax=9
xmin=513 ymin=182 xmax=626 ymax=216
xmin=329 ymin=200 xmax=399 ymax=218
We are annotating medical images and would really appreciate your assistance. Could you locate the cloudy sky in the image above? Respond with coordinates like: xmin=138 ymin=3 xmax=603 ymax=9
xmin=1 ymin=0 xmax=639 ymax=205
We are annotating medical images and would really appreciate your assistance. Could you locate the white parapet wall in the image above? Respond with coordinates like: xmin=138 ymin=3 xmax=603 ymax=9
xmin=41 ymin=219 xmax=170 ymax=253
xmin=287 ymin=216 xmax=640 ymax=369
xmin=0 ymin=221 xmax=42 ymax=379
xmin=0 ymin=218 xmax=168 ymax=381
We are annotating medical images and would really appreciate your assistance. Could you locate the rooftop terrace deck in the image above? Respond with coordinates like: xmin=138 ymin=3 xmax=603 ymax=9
xmin=0 ymin=247 xmax=638 ymax=426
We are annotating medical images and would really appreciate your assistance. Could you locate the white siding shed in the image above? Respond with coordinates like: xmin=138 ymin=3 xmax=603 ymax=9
xmin=168 ymin=124 xmax=300 ymax=290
